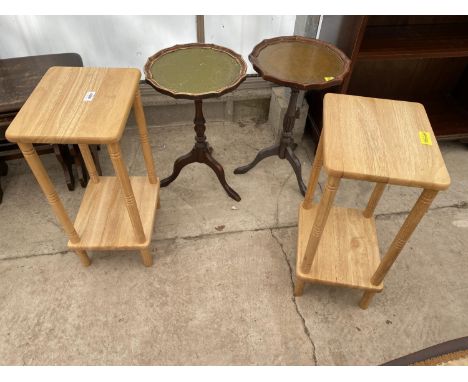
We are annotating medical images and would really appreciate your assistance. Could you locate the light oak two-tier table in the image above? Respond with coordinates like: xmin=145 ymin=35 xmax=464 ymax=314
xmin=295 ymin=93 xmax=451 ymax=308
xmin=6 ymin=67 xmax=160 ymax=267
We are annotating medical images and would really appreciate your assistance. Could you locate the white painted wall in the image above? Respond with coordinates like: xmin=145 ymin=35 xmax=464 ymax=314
xmin=0 ymin=15 xmax=197 ymax=73
xmin=205 ymin=15 xmax=296 ymax=73
xmin=0 ymin=15 xmax=297 ymax=75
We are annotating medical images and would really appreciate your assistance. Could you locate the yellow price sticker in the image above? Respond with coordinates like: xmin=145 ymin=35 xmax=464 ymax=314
xmin=324 ymin=76 xmax=335 ymax=82
xmin=419 ymin=131 xmax=432 ymax=146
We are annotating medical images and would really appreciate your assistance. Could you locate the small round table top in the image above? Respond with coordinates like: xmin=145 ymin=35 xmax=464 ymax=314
xmin=144 ymin=43 xmax=247 ymax=100
xmin=249 ymin=36 xmax=351 ymax=90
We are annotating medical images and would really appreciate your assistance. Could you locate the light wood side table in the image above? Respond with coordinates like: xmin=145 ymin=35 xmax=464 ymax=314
xmin=295 ymin=93 xmax=451 ymax=309
xmin=6 ymin=67 xmax=160 ymax=267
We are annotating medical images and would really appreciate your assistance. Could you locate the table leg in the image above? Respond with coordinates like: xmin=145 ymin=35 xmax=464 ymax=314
xmin=363 ymin=182 xmax=386 ymax=218
xmin=359 ymin=188 xmax=438 ymax=309
xmin=204 ymin=149 xmax=241 ymax=202
xmin=78 ymin=144 xmax=100 ymax=184
xmin=107 ymin=142 xmax=153 ymax=267
xmin=0 ymin=160 xmax=7 ymax=203
xmin=233 ymin=143 xmax=279 ymax=174
xmin=161 ymin=99 xmax=240 ymax=201
xmin=234 ymin=88 xmax=305 ymax=194
xmin=303 ymin=135 xmax=323 ymax=209
xmin=133 ymin=88 xmax=158 ymax=185
xmin=107 ymin=143 xmax=147 ymax=240
xmin=294 ymin=278 xmax=305 ymax=296
xmin=301 ymin=175 xmax=340 ymax=274
xmin=18 ymin=142 xmax=91 ymax=267
xmin=53 ymin=144 xmax=75 ymax=191
xmin=285 ymin=145 xmax=307 ymax=196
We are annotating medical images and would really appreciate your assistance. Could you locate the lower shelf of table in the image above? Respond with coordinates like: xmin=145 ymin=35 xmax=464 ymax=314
xmin=296 ymin=204 xmax=383 ymax=292
xmin=68 ymin=176 xmax=159 ymax=251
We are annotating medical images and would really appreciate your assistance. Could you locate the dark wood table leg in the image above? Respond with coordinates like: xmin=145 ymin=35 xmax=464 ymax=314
xmin=234 ymin=88 xmax=306 ymax=195
xmin=233 ymin=143 xmax=280 ymax=174
xmin=90 ymin=145 xmax=103 ymax=175
xmin=53 ymin=144 xmax=75 ymax=191
xmin=161 ymin=99 xmax=241 ymax=201
xmin=71 ymin=144 xmax=89 ymax=187
xmin=285 ymin=145 xmax=307 ymax=195
xmin=0 ymin=160 xmax=7 ymax=203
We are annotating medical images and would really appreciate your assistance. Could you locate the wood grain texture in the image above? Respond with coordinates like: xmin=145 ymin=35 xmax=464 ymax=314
xmin=358 ymin=23 xmax=468 ymax=60
xmin=302 ymin=135 xmax=323 ymax=209
xmin=6 ymin=67 xmax=140 ymax=144
xmin=78 ymin=144 xmax=99 ymax=184
xmin=107 ymin=143 xmax=146 ymax=244
xmin=296 ymin=203 xmax=384 ymax=292
xmin=18 ymin=142 xmax=90 ymax=266
xmin=359 ymin=291 xmax=375 ymax=309
xmin=363 ymin=182 xmax=386 ymax=218
xmin=68 ymin=176 xmax=159 ymax=250
xmin=0 ymin=53 xmax=83 ymax=114
xmin=323 ymin=93 xmax=451 ymax=190
xmin=133 ymin=89 xmax=158 ymax=184
xmin=301 ymin=175 xmax=340 ymax=274
xmin=139 ymin=248 xmax=153 ymax=267
xmin=371 ymin=188 xmax=438 ymax=285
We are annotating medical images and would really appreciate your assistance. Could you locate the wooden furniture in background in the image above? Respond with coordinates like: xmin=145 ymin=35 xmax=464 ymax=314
xmin=234 ymin=36 xmax=350 ymax=195
xmin=145 ymin=43 xmax=247 ymax=201
xmin=0 ymin=53 xmax=102 ymax=203
xmin=295 ymin=93 xmax=450 ymax=309
xmin=6 ymin=67 xmax=160 ymax=267
xmin=308 ymin=16 xmax=468 ymax=144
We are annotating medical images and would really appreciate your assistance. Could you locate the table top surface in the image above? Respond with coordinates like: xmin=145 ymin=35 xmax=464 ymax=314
xmin=323 ymin=94 xmax=451 ymax=190
xmin=145 ymin=43 xmax=247 ymax=99
xmin=0 ymin=53 xmax=83 ymax=114
xmin=249 ymin=36 xmax=350 ymax=90
xmin=6 ymin=67 xmax=140 ymax=144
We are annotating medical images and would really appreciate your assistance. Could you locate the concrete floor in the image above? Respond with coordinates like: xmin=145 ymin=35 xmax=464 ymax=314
xmin=0 ymin=120 xmax=467 ymax=365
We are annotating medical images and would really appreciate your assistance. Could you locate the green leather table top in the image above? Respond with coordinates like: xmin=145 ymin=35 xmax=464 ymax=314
xmin=148 ymin=46 xmax=245 ymax=98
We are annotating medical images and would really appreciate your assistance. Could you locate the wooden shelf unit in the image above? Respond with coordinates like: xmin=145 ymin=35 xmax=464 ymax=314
xmin=296 ymin=93 xmax=450 ymax=309
xmin=6 ymin=67 xmax=160 ymax=267
xmin=308 ymin=15 xmax=468 ymax=142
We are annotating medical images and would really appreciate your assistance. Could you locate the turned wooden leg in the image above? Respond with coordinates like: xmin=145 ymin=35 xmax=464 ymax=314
xmin=363 ymin=182 xmax=386 ymax=218
xmin=294 ymin=278 xmax=305 ymax=296
xmin=301 ymin=175 xmax=341 ymax=274
xmin=78 ymin=144 xmax=99 ymax=184
xmin=303 ymin=135 xmax=323 ymax=209
xmin=359 ymin=291 xmax=375 ymax=309
xmin=139 ymin=248 xmax=153 ymax=267
xmin=133 ymin=88 xmax=158 ymax=184
xmin=18 ymin=143 xmax=91 ymax=267
xmin=107 ymin=142 xmax=146 ymax=243
xmin=372 ymin=189 xmax=438 ymax=285
xmin=363 ymin=189 xmax=438 ymax=308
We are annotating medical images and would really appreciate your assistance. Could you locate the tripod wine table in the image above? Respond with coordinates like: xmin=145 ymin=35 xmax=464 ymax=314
xmin=295 ymin=94 xmax=450 ymax=309
xmin=6 ymin=67 xmax=160 ymax=267
xmin=234 ymin=36 xmax=350 ymax=195
xmin=145 ymin=43 xmax=247 ymax=201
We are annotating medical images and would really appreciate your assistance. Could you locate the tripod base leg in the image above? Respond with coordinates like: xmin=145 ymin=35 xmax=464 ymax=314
xmin=234 ymin=144 xmax=280 ymax=174
xmin=285 ymin=146 xmax=307 ymax=196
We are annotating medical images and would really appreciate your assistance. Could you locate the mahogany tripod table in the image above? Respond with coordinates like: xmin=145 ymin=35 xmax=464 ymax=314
xmin=234 ymin=36 xmax=350 ymax=195
xmin=145 ymin=43 xmax=247 ymax=201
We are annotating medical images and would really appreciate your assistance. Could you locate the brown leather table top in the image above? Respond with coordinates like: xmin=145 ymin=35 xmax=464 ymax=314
xmin=249 ymin=36 xmax=351 ymax=90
